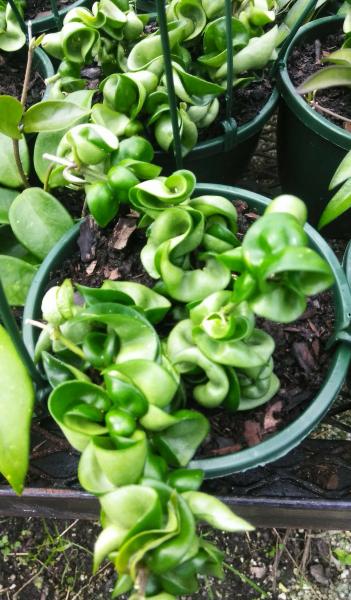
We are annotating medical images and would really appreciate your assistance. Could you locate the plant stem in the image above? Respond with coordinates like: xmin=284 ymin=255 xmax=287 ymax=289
xmin=55 ymin=334 xmax=86 ymax=359
xmin=223 ymin=561 xmax=268 ymax=598
xmin=44 ymin=163 xmax=55 ymax=192
xmin=21 ymin=21 xmax=34 ymax=108
xmin=13 ymin=21 xmax=34 ymax=189
xmin=12 ymin=138 xmax=29 ymax=188
xmin=311 ymin=100 xmax=351 ymax=125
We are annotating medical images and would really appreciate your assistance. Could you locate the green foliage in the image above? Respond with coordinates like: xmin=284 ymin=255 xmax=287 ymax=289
xmin=0 ymin=0 xmax=26 ymax=52
xmin=39 ymin=0 xmax=286 ymax=160
xmin=0 ymin=132 xmax=29 ymax=188
xmin=9 ymin=188 xmax=74 ymax=260
xmin=29 ymin=174 xmax=334 ymax=598
xmin=0 ymin=325 xmax=34 ymax=493
xmin=318 ymin=150 xmax=351 ymax=229
xmin=0 ymin=255 xmax=37 ymax=305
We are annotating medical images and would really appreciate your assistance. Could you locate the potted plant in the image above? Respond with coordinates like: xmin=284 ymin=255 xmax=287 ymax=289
xmin=0 ymin=29 xmax=89 ymax=306
xmin=12 ymin=168 xmax=349 ymax=596
xmin=22 ymin=171 xmax=351 ymax=477
xmin=34 ymin=0 xmax=319 ymax=184
xmin=277 ymin=13 xmax=351 ymax=235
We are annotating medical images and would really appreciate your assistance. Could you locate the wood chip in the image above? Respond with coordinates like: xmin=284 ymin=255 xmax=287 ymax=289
xmin=78 ymin=216 xmax=98 ymax=263
xmin=292 ymin=341 xmax=317 ymax=373
xmin=85 ymin=260 xmax=97 ymax=275
xmin=209 ymin=444 xmax=242 ymax=456
xmin=243 ymin=420 xmax=262 ymax=447
xmin=245 ymin=212 xmax=259 ymax=220
xmin=111 ymin=217 xmax=137 ymax=250
xmin=108 ymin=268 xmax=120 ymax=280
xmin=264 ymin=401 xmax=282 ymax=432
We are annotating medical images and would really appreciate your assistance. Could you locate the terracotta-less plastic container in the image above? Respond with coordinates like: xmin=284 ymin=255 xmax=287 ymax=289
xmin=31 ymin=1 xmax=92 ymax=35
xmin=155 ymin=90 xmax=279 ymax=184
xmin=23 ymin=185 xmax=351 ymax=477
xmin=277 ymin=16 xmax=351 ymax=237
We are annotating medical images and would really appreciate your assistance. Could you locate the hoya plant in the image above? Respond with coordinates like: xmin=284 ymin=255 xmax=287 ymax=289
xmin=297 ymin=3 xmax=351 ymax=117
xmin=38 ymin=0 xmax=308 ymax=157
xmin=9 ymin=172 xmax=332 ymax=598
xmin=296 ymin=7 xmax=351 ymax=230
xmin=0 ymin=28 xmax=159 ymax=302
xmin=0 ymin=0 xmax=26 ymax=51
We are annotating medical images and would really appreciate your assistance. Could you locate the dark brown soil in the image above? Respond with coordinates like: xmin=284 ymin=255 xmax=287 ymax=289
xmin=288 ymin=29 xmax=351 ymax=129
xmin=53 ymin=187 xmax=84 ymax=220
xmin=47 ymin=198 xmax=335 ymax=461
xmin=50 ymin=209 xmax=154 ymax=288
xmin=0 ymin=50 xmax=45 ymax=106
xmin=24 ymin=0 xmax=71 ymax=21
xmin=0 ymin=518 xmax=347 ymax=599
xmin=199 ymin=73 xmax=273 ymax=141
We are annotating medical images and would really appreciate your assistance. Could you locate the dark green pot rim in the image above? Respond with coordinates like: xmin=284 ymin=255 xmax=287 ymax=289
xmin=22 ymin=184 xmax=351 ymax=478
xmin=30 ymin=0 xmax=91 ymax=34
xmin=155 ymin=88 xmax=279 ymax=162
xmin=278 ymin=15 xmax=351 ymax=150
xmin=33 ymin=47 xmax=55 ymax=99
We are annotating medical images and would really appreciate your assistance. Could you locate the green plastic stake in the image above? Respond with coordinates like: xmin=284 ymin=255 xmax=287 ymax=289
xmin=224 ymin=0 xmax=234 ymax=120
xmin=156 ymin=0 xmax=183 ymax=169
xmin=49 ymin=0 xmax=61 ymax=29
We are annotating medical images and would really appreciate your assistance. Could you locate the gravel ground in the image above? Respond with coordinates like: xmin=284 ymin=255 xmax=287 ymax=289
xmin=1 ymin=519 xmax=351 ymax=599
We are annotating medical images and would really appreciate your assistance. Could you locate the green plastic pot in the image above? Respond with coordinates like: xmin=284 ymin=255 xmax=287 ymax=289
xmin=32 ymin=47 xmax=55 ymax=98
xmin=30 ymin=1 xmax=92 ymax=35
xmin=22 ymin=185 xmax=351 ymax=478
xmin=135 ymin=0 xmax=155 ymax=11
xmin=277 ymin=16 xmax=351 ymax=237
xmin=155 ymin=88 xmax=279 ymax=184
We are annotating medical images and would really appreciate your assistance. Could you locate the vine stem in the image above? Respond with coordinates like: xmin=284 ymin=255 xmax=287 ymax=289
xmin=12 ymin=138 xmax=29 ymax=188
xmin=311 ymin=100 xmax=351 ymax=125
xmin=21 ymin=21 xmax=34 ymax=108
xmin=14 ymin=20 xmax=35 ymax=189
xmin=44 ymin=163 xmax=55 ymax=192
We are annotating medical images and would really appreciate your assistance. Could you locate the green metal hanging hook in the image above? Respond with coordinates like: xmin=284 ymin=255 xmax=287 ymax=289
xmin=156 ymin=0 xmax=184 ymax=170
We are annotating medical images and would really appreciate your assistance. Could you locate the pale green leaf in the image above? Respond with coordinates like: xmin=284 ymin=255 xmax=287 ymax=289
xmin=0 ymin=325 xmax=34 ymax=493
xmin=0 ymin=133 xmax=29 ymax=189
xmin=9 ymin=188 xmax=73 ymax=259
xmin=0 ymin=255 xmax=37 ymax=305
xmin=23 ymin=101 xmax=91 ymax=133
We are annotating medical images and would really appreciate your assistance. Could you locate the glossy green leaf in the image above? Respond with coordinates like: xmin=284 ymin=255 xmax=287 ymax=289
xmin=297 ymin=65 xmax=351 ymax=93
xmin=23 ymin=101 xmax=91 ymax=133
xmin=153 ymin=409 xmax=209 ymax=467
xmin=147 ymin=494 xmax=196 ymax=574
xmin=49 ymin=381 xmax=111 ymax=451
xmin=9 ymin=188 xmax=73 ymax=260
xmin=0 ymin=255 xmax=37 ymax=305
xmin=83 ymin=430 xmax=147 ymax=487
xmin=193 ymin=327 xmax=275 ymax=368
xmin=72 ymin=303 xmax=160 ymax=362
xmin=182 ymin=492 xmax=253 ymax=531
xmin=330 ymin=150 xmax=351 ymax=190
xmin=0 ymin=3 xmax=26 ymax=52
xmin=42 ymin=351 xmax=89 ymax=387
xmin=101 ymin=280 xmax=171 ymax=323
xmin=0 ymin=188 xmax=18 ymax=224
xmin=0 ymin=95 xmax=23 ymax=139
xmin=0 ymin=132 xmax=29 ymax=189
xmin=319 ymin=178 xmax=351 ymax=229
xmin=0 ymin=325 xmax=34 ymax=493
